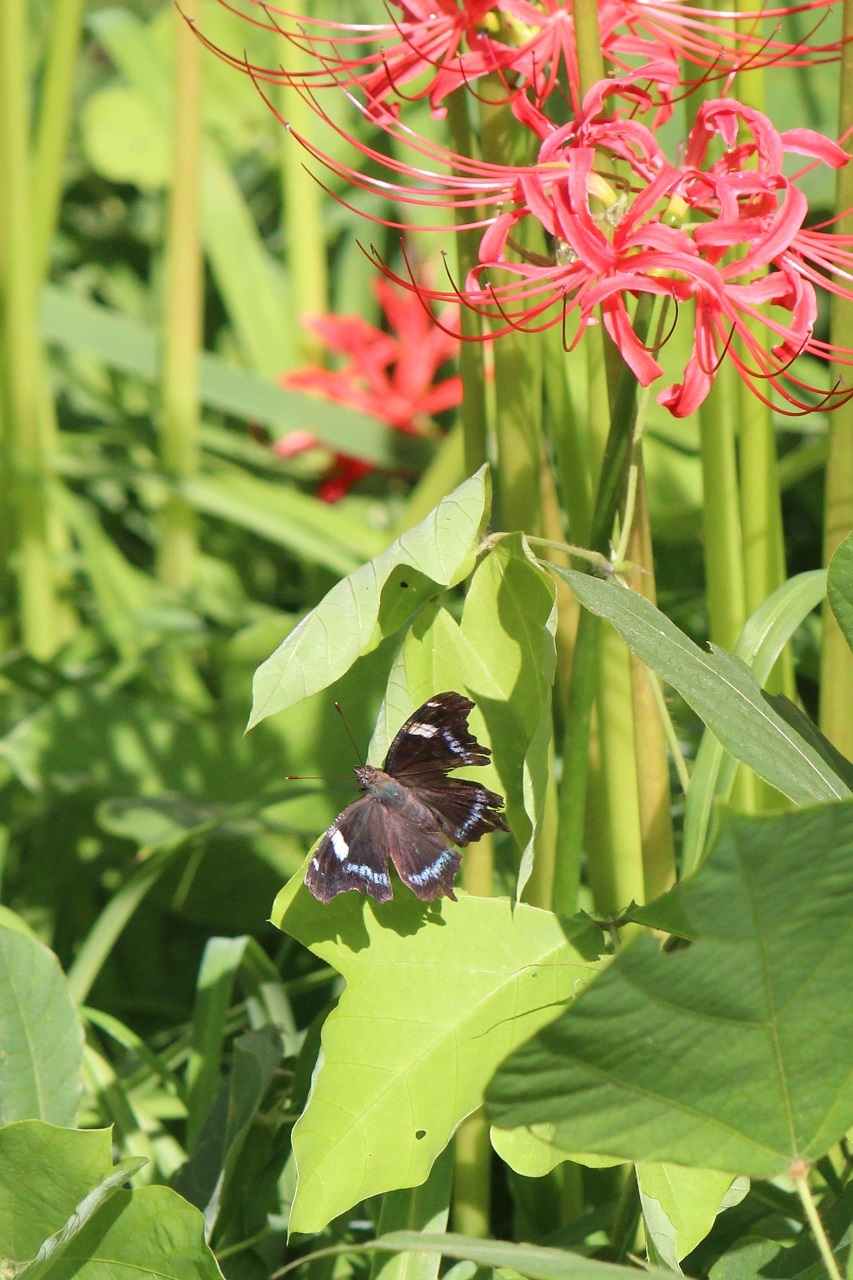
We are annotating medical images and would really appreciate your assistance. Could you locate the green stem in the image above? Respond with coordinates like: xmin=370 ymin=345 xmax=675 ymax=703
xmin=819 ymin=0 xmax=853 ymax=758
xmin=0 ymin=0 xmax=59 ymax=657
xmin=791 ymin=1167 xmax=842 ymax=1280
xmin=626 ymin=464 xmax=676 ymax=901
xmin=478 ymin=101 xmax=541 ymax=533
xmin=452 ymin=1109 xmax=491 ymax=1237
xmin=573 ymin=0 xmax=606 ymax=95
xmin=457 ymin=831 xmax=494 ymax=1230
xmin=698 ymin=368 xmax=745 ymax=652
xmin=552 ymin=301 xmax=654 ymax=915
xmin=158 ymin=1 xmax=204 ymax=593
xmin=446 ymin=91 xmax=488 ymax=476
xmin=31 ymin=0 xmax=86 ymax=281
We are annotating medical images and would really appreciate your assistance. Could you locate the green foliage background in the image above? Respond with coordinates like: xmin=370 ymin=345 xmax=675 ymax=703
xmin=0 ymin=1 xmax=852 ymax=1279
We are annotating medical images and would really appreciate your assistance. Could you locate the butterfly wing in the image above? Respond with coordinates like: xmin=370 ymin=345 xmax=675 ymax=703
xmin=400 ymin=776 xmax=509 ymax=846
xmin=386 ymin=822 xmax=462 ymax=902
xmin=384 ymin=692 xmax=492 ymax=777
xmin=304 ymin=796 xmax=394 ymax=904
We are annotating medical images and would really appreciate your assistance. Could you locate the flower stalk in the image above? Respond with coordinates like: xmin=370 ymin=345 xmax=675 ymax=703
xmin=159 ymin=0 xmax=204 ymax=594
xmin=820 ymin=0 xmax=853 ymax=758
xmin=0 ymin=0 xmax=60 ymax=657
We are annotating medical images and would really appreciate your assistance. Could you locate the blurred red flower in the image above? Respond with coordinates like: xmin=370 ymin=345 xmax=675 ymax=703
xmin=275 ymin=277 xmax=461 ymax=502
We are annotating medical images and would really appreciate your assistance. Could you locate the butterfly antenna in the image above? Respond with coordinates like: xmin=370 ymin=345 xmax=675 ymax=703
xmin=334 ymin=701 xmax=364 ymax=765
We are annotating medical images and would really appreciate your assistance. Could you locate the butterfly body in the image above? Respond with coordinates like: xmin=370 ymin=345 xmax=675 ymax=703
xmin=304 ymin=693 xmax=508 ymax=905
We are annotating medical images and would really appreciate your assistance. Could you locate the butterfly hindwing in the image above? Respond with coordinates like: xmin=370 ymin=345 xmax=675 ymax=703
xmin=384 ymin=692 xmax=491 ymax=777
xmin=387 ymin=822 xmax=462 ymax=902
xmin=304 ymin=796 xmax=394 ymax=904
xmin=400 ymin=775 xmax=509 ymax=846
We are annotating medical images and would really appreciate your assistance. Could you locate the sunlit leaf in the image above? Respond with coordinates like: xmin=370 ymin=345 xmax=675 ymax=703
xmin=272 ymin=880 xmax=600 ymax=1233
xmin=0 ymin=930 xmax=84 ymax=1127
xmin=248 ymin=467 xmax=491 ymax=729
xmin=0 ymin=1124 xmax=113 ymax=1263
xmin=487 ymin=802 xmax=853 ymax=1179
xmin=556 ymin=571 xmax=851 ymax=804
xmin=828 ymin=530 xmax=853 ymax=655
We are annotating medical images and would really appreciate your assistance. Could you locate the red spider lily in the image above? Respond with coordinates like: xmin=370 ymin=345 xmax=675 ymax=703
xmin=275 ymin=277 xmax=461 ymax=501
xmin=206 ymin=0 xmax=843 ymax=120
xmin=338 ymin=83 xmax=852 ymax=417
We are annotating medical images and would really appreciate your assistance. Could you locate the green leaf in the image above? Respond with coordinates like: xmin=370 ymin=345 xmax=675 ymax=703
xmin=185 ymin=937 xmax=253 ymax=1149
xmin=636 ymin=1163 xmax=742 ymax=1268
xmin=0 ymin=1123 xmax=113 ymax=1262
xmin=373 ymin=537 xmax=557 ymax=896
xmin=18 ymin=1158 xmax=147 ymax=1280
xmin=682 ymin=571 xmax=828 ymax=875
xmin=40 ymin=287 xmax=434 ymax=471
xmin=176 ymin=1027 xmax=282 ymax=1235
xmin=248 ymin=467 xmax=492 ymax=729
xmin=18 ymin=1185 xmax=222 ymax=1280
xmin=182 ymin=466 xmax=384 ymax=576
xmin=828 ymin=531 xmax=853 ymax=654
xmin=486 ymin=801 xmax=853 ymax=1178
xmin=556 ymin=571 xmax=851 ymax=805
xmin=271 ymin=881 xmax=600 ymax=1233
xmin=489 ymin=1124 xmax=620 ymax=1178
xmin=366 ymin=1232 xmax=675 ymax=1280
xmin=0 ymin=929 xmax=84 ymax=1126
xmin=80 ymin=84 xmax=168 ymax=186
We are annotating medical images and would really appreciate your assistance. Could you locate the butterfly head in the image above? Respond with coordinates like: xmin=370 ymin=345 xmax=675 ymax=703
xmin=355 ymin=764 xmax=404 ymax=805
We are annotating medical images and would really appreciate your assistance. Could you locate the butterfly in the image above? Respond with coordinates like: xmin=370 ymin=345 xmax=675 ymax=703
xmin=304 ymin=692 xmax=508 ymax=904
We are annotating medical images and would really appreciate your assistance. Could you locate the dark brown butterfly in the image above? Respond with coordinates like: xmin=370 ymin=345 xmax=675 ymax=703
xmin=304 ymin=692 xmax=508 ymax=904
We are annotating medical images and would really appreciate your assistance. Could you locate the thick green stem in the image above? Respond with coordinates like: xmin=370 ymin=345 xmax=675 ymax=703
xmin=698 ymin=369 xmax=746 ymax=652
xmin=479 ymin=101 xmax=541 ymax=533
xmin=31 ymin=0 xmax=86 ymax=281
xmin=456 ymin=833 xmax=494 ymax=1233
xmin=791 ymin=1167 xmax=842 ymax=1280
xmin=158 ymin=1 xmax=204 ymax=593
xmin=0 ymin=0 xmax=59 ymax=657
xmin=819 ymin=0 xmax=853 ymax=757
xmin=627 ymin=465 xmax=676 ymax=901
xmin=552 ymin=301 xmax=654 ymax=915
xmin=446 ymin=91 xmax=488 ymax=476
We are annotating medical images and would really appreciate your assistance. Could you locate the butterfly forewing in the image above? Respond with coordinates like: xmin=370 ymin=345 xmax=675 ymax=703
xmin=384 ymin=692 xmax=491 ymax=776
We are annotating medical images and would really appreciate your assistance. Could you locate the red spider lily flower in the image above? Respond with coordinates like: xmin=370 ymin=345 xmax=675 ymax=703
xmin=275 ymin=277 xmax=462 ymax=502
xmin=206 ymin=0 xmax=843 ymax=121
xmin=463 ymin=92 xmax=853 ymax=415
xmin=330 ymin=82 xmax=851 ymax=417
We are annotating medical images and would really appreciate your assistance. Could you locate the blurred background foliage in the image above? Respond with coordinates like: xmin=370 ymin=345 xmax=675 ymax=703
xmin=0 ymin=0 xmax=842 ymax=1268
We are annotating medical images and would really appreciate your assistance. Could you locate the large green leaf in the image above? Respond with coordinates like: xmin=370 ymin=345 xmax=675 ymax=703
xmin=248 ymin=467 xmax=491 ymax=728
xmin=636 ymin=1163 xmax=746 ymax=1269
xmin=486 ymin=801 xmax=853 ymax=1178
xmin=0 ymin=929 xmax=84 ymax=1127
xmin=828 ymin=530 xmax=853 ymax=654
xmin=271 ymin=880 xmax=600 ymax=1233
xmin=0 ymin=1124 xmax=113 ymax=1262
xmin=556 ymin=571 xmax=851 ymax=805
xmin=18 ymin=1186 xmax=222 ymax=1280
